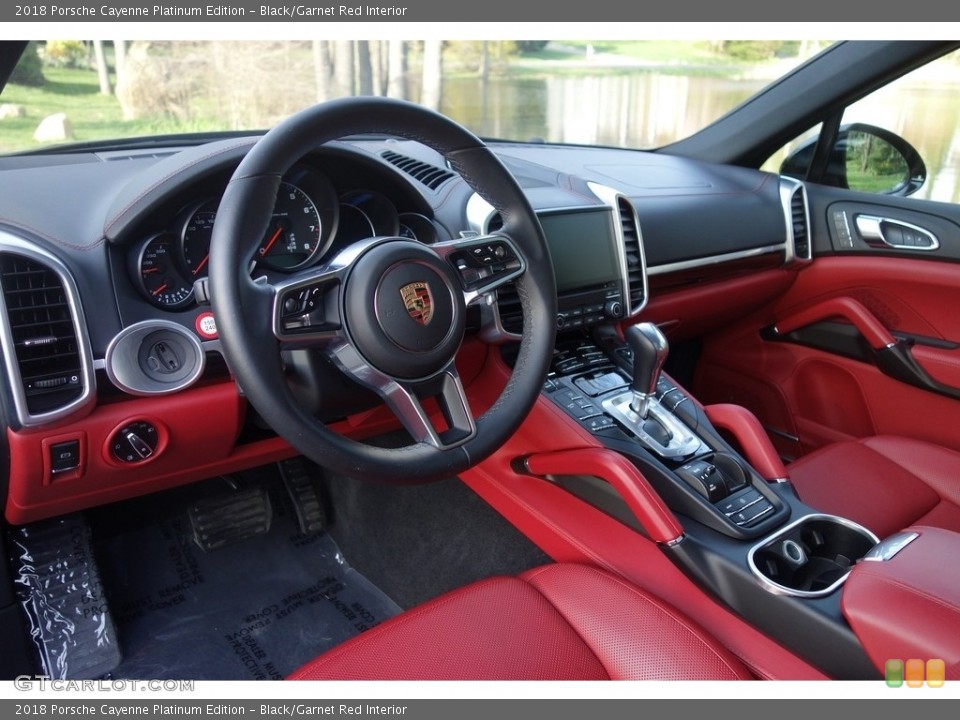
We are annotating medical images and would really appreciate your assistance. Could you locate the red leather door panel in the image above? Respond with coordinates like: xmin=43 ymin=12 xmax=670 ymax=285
xmin=695 ymin=256 xmax=960 ymax=458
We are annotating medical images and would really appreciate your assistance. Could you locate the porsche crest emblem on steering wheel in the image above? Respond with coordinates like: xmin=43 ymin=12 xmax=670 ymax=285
xmin=400 ymin=281 xmax=434 ymax=326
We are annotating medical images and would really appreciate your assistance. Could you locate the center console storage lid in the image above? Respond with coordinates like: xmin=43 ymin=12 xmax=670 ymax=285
xmin=842 ymin=526 xmax=960 ymax=678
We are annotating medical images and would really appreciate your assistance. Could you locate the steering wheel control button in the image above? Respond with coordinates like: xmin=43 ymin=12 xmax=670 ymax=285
xmin=278 ymin=282 xmax=339 ymax=334
xmin=110 ymin=421 xmax=159 ymax=464
xmin=449 ymin=238 xmax=522 ymax=292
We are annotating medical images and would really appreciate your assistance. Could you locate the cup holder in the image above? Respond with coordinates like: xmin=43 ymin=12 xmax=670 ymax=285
xmin=748 ymin=513 xmax=880 ymax=597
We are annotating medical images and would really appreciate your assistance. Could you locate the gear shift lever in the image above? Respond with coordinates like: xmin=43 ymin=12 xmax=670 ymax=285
xmin=626 ymin=322 xmax=669 ymax=417
xmin=603 ymin=322 xmax=700 ymax=459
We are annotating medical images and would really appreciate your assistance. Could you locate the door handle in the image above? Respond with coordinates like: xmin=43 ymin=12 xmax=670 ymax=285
xmin=855 ymin=215 xmax=939 ymax=251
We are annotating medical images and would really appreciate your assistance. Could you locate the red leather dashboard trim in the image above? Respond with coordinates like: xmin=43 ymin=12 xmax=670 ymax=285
xmin=704 ymin=403 xmax=788 ymax=481
xmin=5 ymin=383 xmax=298 ymax=524
xmin=459 ymin=355 xmax=827 ymax=680
xmin=842 ymin=526 xmax=960 ymax=678
xmin=525 ymin=448 xmax=683 ymax=544
xmin=5 ymin=338 xmax=490 ymax=525
xmin=637 ymin=269 xmax=794 ymax=343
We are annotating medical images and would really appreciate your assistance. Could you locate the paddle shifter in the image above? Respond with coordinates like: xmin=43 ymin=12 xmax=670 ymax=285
xmin=626 ymin=322 xmax=669 ymax=418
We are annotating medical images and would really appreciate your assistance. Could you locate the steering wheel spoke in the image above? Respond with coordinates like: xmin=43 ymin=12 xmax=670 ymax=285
xmin=325 ymin=337 xmax=476 ymax=448
xmin=433 ymin=234 xmax=526 ymax=305
xmin=388 ymin=368 xmax=476 ymax=449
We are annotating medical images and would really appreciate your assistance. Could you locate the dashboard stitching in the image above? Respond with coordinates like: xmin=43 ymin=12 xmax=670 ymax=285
xmin=0 ymin=218 xmax=103 ymax=252
xmin=103 ymin=137 xmax=259 ymax=238
xmin=622 ymin=172 xmax=774 ymax=201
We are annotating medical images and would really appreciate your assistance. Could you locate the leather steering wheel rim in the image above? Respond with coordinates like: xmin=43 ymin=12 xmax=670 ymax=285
xmin=209 ymin=97 xmax=556 ymax=484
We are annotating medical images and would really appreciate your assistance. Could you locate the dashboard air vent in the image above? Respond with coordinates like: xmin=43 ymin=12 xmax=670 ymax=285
xmin=381 ymin=150 xmax=455 ymax=190
xmin=495 ymin=283 xmax=523 ymax=335
xmin=617 ymin=197 xmax=646 ymax=311
xmin=0 ymin=253 xmax=85 ymax=416
xmin=790 ymin=187 xmax=811 ymax=260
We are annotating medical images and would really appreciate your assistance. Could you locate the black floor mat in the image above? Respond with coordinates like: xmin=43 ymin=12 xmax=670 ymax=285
xmin=322 ymin=462 xmax=553 ymax=609
xmin=89 ymin=471 xmax=401 ymax=680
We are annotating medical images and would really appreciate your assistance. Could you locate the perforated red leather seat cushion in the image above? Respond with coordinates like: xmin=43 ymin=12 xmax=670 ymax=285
xmin=289 ymin=564 xmax=753 ymax=680
xmin=788 ymin=436 xmax=960 ymax=539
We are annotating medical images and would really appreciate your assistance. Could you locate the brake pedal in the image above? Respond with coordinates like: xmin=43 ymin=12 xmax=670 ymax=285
xmin=188 ymin=486 xmax=272 ymax=551
xmin=279 ymin=457 xmax=327 ymax=535
xmin=9 ymin=514 xmax=121 ymax=679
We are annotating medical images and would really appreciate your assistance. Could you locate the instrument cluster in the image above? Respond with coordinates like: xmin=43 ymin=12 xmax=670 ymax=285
xmin=129 ymin=164 xmax=441 ymax=309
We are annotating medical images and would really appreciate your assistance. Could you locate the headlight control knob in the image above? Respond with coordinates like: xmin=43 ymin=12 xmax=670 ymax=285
xmin=111 ymin=421 xmax=159 ymax=463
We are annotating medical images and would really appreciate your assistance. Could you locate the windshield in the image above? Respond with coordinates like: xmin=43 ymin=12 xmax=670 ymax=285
xmin=1 ymin=40 xmax=823 ymax=154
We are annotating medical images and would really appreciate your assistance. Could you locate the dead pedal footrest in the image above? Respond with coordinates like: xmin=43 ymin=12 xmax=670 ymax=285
xmin=9 ymin=514 xmax=121 ymax=679
xmin=279 ymin=457 xmax=327 ymax=535
xmin=188 ymin=487 xmax=272 ymax=551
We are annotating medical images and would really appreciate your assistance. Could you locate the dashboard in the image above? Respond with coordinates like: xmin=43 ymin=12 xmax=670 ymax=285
xmin=0 ymin=133 xmax=808 ymax=524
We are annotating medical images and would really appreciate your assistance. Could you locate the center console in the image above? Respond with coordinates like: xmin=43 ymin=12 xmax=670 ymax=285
xmin=528 ymin=325 xmax=883 ymax=678
xmin=542 ymin=326 xmax=788 ymax=541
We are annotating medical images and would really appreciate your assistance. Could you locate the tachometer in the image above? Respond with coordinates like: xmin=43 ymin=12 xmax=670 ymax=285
xmin=136 ymin=233 xmax=194 ymax=309
xmin=256 ymin=181 xmax=323 ymax=270
xmin=398 ymin=212 xmax=440 ymax=244
xmin=180 ymin=200 xmax=218 ymax=279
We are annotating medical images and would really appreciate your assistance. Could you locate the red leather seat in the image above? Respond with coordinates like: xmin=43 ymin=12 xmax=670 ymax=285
xmin=289 ymin=563 xmax=754 ymax=680
xmin=788 ymin=435 xmax=960 ymax=539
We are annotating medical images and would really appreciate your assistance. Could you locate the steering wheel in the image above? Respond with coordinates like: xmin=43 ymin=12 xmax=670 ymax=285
xmin=209 ymin=97 xmax=556 ymax=484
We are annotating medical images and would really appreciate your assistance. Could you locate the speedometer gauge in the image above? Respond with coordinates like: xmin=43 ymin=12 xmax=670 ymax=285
xmin=256 ymin=182 xmax=323 ymax=270
xmin=136 ymin=233 xmax=194 ymax=309
xmin=181 ymin=200 xmax=218 ymax=279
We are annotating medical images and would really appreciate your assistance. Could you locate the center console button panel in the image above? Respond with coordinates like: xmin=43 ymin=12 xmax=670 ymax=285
xmin=540 ymin=336 xmax=786 ymax=538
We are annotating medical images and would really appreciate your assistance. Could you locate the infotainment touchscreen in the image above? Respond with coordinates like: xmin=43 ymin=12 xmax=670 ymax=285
xmin=537 ymin=207 xmax=621 ymax=293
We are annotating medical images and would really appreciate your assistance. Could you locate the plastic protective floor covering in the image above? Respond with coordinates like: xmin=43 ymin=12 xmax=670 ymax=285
xmin=89 ymin=476 xmax=402 ymax=680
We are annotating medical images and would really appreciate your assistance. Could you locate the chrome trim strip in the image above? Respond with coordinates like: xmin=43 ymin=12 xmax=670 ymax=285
xmin=646 ymin=244 xmax=786 ymax=276
xmin=780 ymin=177 xmax=812 ymax=264
xmin=0 ymin=231 xmax=97 ymax=428
xmin=747 ymin=513 xmax=880 ymax=599
xmin=601 ymin=392 xmax=706 ymax=460
xmin=587 ymin=183 xmax=649 ymax=318
xmin=862 ymin=531 xmax=920 ymax=562
xmin=763 ymin=425 xmax=800 ymax=443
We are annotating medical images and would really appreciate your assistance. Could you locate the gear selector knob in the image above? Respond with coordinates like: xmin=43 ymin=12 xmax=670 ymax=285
xmin=626 ymin=322 xmax=669 ymax=416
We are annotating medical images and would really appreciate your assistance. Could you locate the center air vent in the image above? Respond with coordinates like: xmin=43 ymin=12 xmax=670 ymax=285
xmin=381 ymin=150 xmax=455 ymax=190
xmin=617 ymin=196 xmax=647 ymax=313
xmin=0 ymin=239 xmax=94 ymax=427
